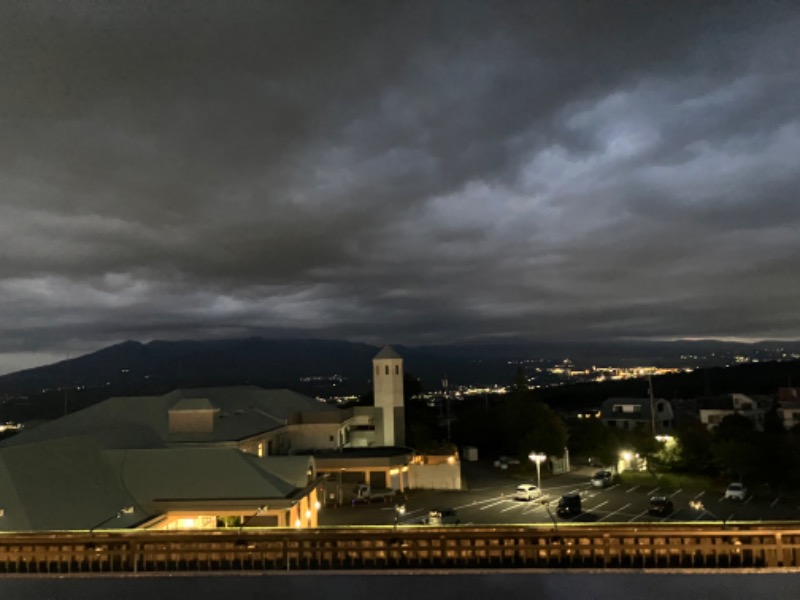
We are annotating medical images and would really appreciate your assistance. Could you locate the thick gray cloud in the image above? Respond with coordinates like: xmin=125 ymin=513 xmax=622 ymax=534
xmin=1 ymin=1 xmax=799 ymax=373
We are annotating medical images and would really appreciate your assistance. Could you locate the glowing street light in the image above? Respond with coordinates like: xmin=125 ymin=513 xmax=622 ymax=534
xmin=528 ymin=452 xmax=547 ymax=491
xmin=394 ymin=503 xmax=406 ymax=529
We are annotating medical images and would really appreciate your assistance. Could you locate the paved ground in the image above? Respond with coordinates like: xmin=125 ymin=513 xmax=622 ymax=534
xmin=318 ymin=460 xmax=800 ymax=528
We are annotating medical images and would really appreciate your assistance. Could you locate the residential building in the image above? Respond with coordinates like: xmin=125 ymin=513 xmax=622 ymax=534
xmin=696 ymin=393 xmax=765 ymax=431
xmin=777 ymin=387 xmax=800 ymax=431
xmin=600 ymin=397 xmax=674 ymax=434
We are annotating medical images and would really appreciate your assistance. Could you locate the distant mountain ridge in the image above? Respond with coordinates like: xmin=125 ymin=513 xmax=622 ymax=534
xmin=1 ymin=336 xmax=799 ymax=423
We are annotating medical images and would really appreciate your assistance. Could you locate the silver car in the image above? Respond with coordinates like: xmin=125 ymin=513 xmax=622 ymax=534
xmin=515 ymin=483 xmax=542 ymax=501
xmin=724 ymin=482 xmax=747 ymax=501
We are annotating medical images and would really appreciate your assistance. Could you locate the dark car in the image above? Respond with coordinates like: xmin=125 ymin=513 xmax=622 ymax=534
xmin=590 ymin=470 xmax=614 ymax=488
xmin=556 ymin=493 xmax=582 ymax=517
xmin=425 ymin=508 xmax=460 ymax=526
xmin=648 ymin=496 xmax=674 ymax=517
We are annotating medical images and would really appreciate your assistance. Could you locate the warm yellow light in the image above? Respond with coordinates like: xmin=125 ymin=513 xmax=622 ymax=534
xmin=314 ymin=501 xmax=321 ymax=511
xmin=447 ymin=456 xmax=455 ymax=464
xmin=294 ymin=518 xmax=302 ymax=528
xmin=389 ymin=468 xmax=399 ymax=475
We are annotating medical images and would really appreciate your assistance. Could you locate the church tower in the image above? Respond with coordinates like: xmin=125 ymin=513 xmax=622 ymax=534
xmin=372 ymin=346 xmax=405 ymax=446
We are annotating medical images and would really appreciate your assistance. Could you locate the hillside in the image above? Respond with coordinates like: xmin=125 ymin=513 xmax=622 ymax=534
xmin=1 ymin=336 xmax=799 ymax=423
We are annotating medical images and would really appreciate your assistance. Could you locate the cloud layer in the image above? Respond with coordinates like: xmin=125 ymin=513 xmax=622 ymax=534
xmin=1 ymin=1 xmax=799 ymax=372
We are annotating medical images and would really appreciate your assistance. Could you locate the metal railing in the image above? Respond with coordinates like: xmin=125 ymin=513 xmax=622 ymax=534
xmin=1 ymin=523 xmax=799 ymax=574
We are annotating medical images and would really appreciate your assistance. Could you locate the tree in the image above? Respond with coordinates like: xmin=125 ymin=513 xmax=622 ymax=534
xmin=673 ymin=418 xmax=714 ymax=473
xmin=497 ymin=393 xmax=568 ymax=458
xmin=567 ymin=417 xmax=619 ymax=466
xmin=711 ymin=438 xmax=761 ymax=481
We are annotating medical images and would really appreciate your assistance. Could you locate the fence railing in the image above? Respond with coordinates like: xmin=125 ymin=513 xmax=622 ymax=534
xmin=1 ymin=523 xmax=799 ymax=574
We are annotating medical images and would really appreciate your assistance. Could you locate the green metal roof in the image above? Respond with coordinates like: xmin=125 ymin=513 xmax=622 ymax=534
xmin=0 ymin=434 xmax=314 ymax=532
xmin=2 ymin=386 xmax=339 ymax=447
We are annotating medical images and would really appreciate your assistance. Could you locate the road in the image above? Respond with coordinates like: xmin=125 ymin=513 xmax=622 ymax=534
xmin=319 ymin=461 xmax=800 ymax=528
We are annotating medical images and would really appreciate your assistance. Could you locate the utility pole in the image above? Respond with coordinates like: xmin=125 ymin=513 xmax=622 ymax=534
xmin=442 ymin=376 xmax=451 ymax=442
xmin=649 ymin=374 xmax=656 ymax=435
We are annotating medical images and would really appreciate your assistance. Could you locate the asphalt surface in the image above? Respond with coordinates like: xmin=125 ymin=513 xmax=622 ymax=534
xmin=319 ymin=461 xmax=800 ymax=528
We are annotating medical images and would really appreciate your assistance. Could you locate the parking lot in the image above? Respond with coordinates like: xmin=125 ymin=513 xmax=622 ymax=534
xmin=318 ymin=460 xmax=800 ymax=528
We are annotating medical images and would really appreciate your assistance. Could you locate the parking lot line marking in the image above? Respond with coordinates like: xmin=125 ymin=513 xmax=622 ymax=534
xmin=457 ymin=497 xmax=506 ymax=509
xmin=669 ymin=489 xmax=683 ymax=498
xmin=585 ymin=501 xmax=608 ymax=513
xmin=745 ymin=496 xmax=753 ymax=505
xmin=598 ymin=503 xmax=631 ymax=522
xmin=625 ymin=486 xmax=640 ymax=493
xmin=500 ymin=503 xmax=525 ymax=512
xmin=523 ymin=504 xmax=546 ymax=514
xmin=478 ymin=499 xmax=510 ymax=510
xmin=692 ymin=491 xmax=705 ymax=500
xmin=649 ymin=487 xmax=660 ymax=496
xmin=628 ymin=509 xmax=649 ymax=522
xmin=771 ymin=497 xmax=780 ymax=507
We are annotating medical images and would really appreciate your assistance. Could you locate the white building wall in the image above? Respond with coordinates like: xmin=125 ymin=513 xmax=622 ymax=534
xmin=284 ymin=423 xmax=341 ymax=451
xmin=408 ymin=463 xmax=462 ymax=490
xmin=373 ymin=352 xmax=404 ymax=446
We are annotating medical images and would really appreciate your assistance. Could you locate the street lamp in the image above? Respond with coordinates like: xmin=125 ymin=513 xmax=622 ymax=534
xmin=90 ymin=506 xmax=135 ymax=533
xmin=528 ymin=452 xmax=546 ymax=491
xmin=690 ymin=500 xmax=730 ymax=528
xmin=239 ymin=505 xmax=268 ymax=534
xmin=394 ymin=503 xmax=406 ymax=529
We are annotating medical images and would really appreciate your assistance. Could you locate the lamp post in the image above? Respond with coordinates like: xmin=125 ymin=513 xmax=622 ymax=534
xmin=90 ymin=506 xmax=135 ymax=533
xmin=239 ymin=505 xmax=268 ymax=534
xmin=394 ymin=503 xmax=406 ymax=529
xmin=528 ymin=452 xmax=546 ymax=491
xmin=442 ymin=377 xmax=451 ymax=442
xmin=690 ymin=500 xmax=730 ymax=528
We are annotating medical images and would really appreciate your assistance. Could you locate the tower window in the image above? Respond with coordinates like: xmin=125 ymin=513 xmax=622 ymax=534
xmin=376 ymin=366 xmax=379 ymax=375
xmin=395 ymin=365 xmax=399 ymax=375
xmin=385 ymin=365 xmax=389 ymax=375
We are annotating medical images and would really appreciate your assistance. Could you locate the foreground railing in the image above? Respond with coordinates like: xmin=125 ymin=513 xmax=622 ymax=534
xmin=1 ymin=523 xmax=800 ymax=573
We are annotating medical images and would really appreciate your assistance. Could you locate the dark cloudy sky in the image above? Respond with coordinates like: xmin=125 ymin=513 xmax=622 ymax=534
xmin=2 ymin=1 xmax=799 ymax=374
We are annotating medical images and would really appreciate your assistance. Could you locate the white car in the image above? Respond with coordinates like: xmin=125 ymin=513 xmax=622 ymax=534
xmin=515 ymin=483 xmax=542 ymax=501
xmin=724 ymin=482 xmax=747 ymax=501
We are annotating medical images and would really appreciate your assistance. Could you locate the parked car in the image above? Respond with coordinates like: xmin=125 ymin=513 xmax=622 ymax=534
xmin=724 ymin=483 xmax=748 ymax=501
xmin=648 ymin=496 xmax=674 ymax=517
xmin=425 ymin=508 xmax=460 ymax=525
xmin=590 ymin=470 xmax=614 ymax=488
xmin=556 ymin=493 xmax=582 ymax=517
xmin=515 ymin=483 xmax=542 ymax=501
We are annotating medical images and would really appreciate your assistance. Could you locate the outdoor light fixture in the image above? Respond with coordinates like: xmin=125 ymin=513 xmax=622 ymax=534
xmin=528 ymin=452 xmax=547 ymax=491
xmin=394 ymin=503 xmax=406 ymax=529
xmin=90 ymin=506 xmax=135 ymax=533
xmin=239 ymin=505 xmax=268 ymax=534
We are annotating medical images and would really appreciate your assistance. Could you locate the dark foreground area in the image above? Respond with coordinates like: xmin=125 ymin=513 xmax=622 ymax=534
xmin=1 ymin=571 xmax=799 ymax=600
